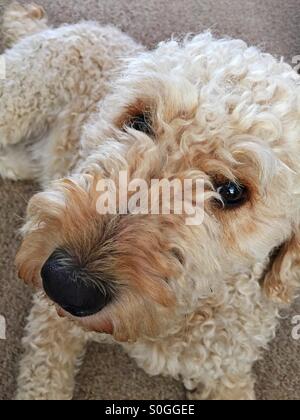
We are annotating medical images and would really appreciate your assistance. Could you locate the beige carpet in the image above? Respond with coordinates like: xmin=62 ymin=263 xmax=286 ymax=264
xmin=0 ymin=0 xmax=300 ymax=400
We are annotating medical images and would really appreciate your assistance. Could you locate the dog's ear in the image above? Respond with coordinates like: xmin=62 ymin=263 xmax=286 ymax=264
xmin=263 ymin=231 xmax=300 ymax=302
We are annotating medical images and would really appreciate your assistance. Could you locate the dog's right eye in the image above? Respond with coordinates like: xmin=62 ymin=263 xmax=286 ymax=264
xmin=216 ymin=181 xmax=248 ymax=209
xmin=126 ymin=113 xmax=153 ymax=136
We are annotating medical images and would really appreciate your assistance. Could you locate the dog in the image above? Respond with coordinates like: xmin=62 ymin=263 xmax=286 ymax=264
xmin=1 ymin=2 xmax=300 ymax=400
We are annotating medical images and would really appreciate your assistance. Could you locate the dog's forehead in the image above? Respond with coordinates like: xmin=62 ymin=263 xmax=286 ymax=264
xmin=91 ymin=34 xmax=300 ymax=199
xmin=119 ymin=42 xmax=299 ymax=171
xmin=120 ymin=34 xmax=299 ymax=129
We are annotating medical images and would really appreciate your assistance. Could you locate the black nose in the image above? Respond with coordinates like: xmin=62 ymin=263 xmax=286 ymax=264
xmin=41 ymin=250 xmax=113 ymax=318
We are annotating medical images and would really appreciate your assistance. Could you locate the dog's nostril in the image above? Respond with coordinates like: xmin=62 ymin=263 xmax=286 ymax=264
xmin=41 ymin=250 xmax=113 ymax=318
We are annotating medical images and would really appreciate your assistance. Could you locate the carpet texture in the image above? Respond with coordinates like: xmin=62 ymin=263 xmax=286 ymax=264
xmin=0 ymin=0 xmax=300 ymax=400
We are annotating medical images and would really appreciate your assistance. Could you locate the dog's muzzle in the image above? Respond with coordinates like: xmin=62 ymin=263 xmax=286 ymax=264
xmin=41 ymin=250 xmax=113 ymax=318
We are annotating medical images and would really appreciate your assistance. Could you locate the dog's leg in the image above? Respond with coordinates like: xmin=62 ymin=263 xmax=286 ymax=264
xmin=0 ymin=15 xmax=97 ymax=161
xmin=185 ymin=372 xmax=255 ymax=401
xmin=0 ymin=19 xmax=55 ymax=149
xmin=0 ymin=3 xmax=52 ymax=180
xmin=2 ymin=2 xmax=48 ymax=49
xmin=0 ymin=144 xmax=37 ymax=180
xmin=16 ymin=294 xmax=88 ymax=400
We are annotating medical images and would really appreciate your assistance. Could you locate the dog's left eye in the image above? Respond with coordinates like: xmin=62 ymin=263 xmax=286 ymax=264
xmin=217 ymin=181 xmax=248 ymax=209
xmin=127 ymin=113 xmax=153 ymax=135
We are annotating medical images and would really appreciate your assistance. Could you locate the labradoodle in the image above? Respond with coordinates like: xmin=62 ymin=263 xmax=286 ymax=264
xmin=1 ymin=2 xmax=300 ymax=400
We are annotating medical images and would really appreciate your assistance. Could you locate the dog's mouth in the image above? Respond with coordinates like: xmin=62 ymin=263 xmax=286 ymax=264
xmin=55 ymin=304 xmax=114 ymax=334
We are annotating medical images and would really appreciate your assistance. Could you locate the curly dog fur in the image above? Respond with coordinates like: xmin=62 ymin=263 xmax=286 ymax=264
xmin=1 ymin=3 xmax=300 ymax=400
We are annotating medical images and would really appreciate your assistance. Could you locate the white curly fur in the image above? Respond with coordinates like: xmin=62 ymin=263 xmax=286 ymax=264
xmin=1 ymin=3 xmax=300 ymax=400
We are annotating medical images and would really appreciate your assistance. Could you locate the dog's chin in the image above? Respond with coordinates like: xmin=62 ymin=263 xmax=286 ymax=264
xmin=55 ymin=305 xmax=114 ymax=335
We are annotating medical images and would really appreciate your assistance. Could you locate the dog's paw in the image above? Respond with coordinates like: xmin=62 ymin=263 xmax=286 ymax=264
xmin=24 ymin=3 xmax=46 ymax=20
xmin=5 ymin=2 xmax=46 ymax=21
xmin=2 ymin=2 xmax=48 ymax=49
xmin=186 ymin=384 xmax=206 ymax=401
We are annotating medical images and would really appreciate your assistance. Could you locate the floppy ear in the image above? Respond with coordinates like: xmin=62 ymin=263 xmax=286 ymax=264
xmin=263 ymin=231 xmax=300 ymax=303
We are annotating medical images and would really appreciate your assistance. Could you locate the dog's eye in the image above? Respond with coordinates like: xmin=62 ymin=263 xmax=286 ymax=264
xmin=216 ymin=181 xmax=248 ymax=209
xmin=127 ymin=113 xmax=153 ymax=135
xmin=171 ymin=248 xmax=185 ymax=265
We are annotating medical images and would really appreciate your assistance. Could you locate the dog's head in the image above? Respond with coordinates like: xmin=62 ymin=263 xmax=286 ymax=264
xmin=16 ymin=33 xmax=300 ymax=342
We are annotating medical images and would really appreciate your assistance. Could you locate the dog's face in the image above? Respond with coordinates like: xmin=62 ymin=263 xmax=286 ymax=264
xmin=16 ymin=34 xmax=300 ymax=342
